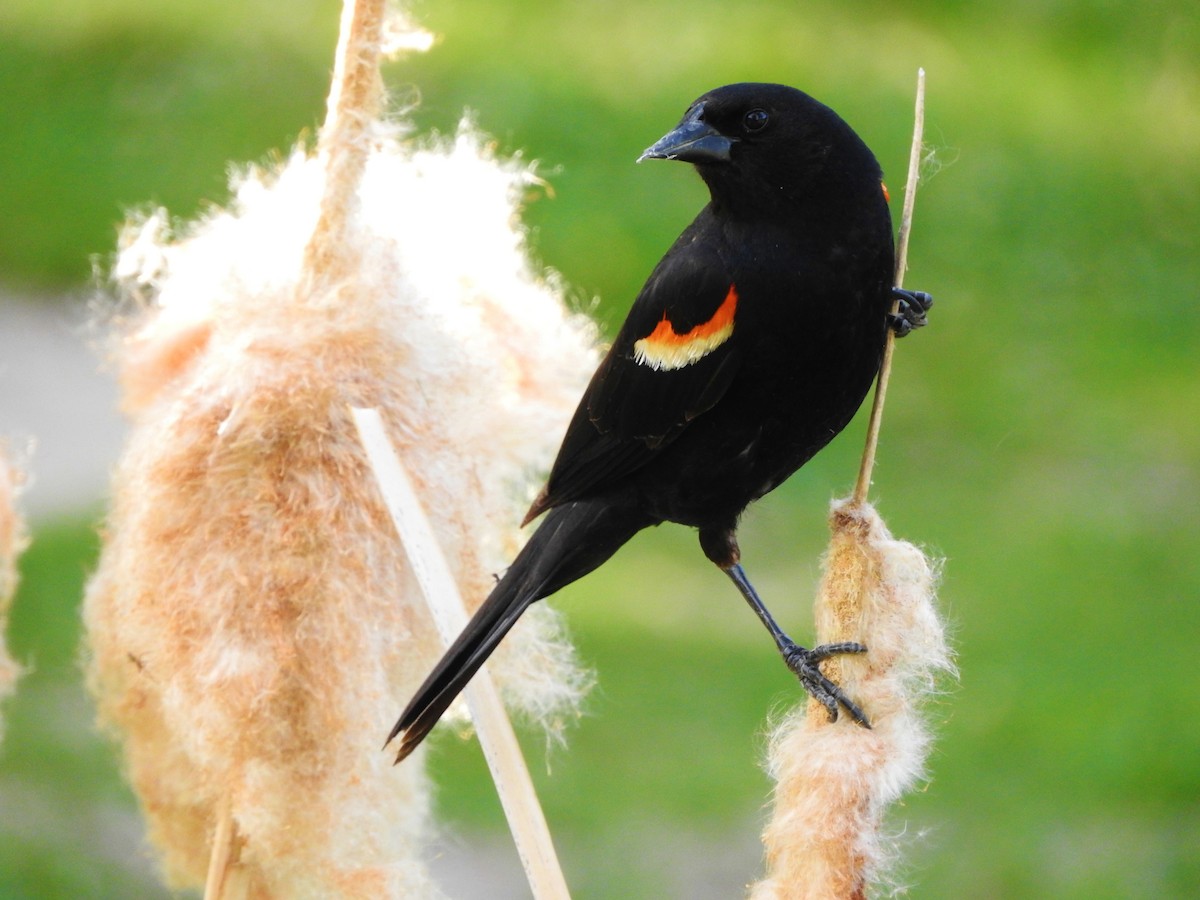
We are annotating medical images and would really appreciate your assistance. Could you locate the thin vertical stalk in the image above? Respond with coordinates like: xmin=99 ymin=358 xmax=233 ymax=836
xmin=853 ymin=69 xmax=926 ymax=506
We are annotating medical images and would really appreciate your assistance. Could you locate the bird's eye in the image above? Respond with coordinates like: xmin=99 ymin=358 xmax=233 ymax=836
xmin=742 ymin=108 xmax=770 ymax=134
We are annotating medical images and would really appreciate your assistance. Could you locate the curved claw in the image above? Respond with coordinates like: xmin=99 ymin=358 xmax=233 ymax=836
xmin=783 ymin=641 xmax=872 ymax=728
xmin=813 ymin=685 xmax=840 ymax=722
xmin=807 ymin=641 xmax=867 ymax=662
xmin=889 ymin=287 xmax=933 ymax=337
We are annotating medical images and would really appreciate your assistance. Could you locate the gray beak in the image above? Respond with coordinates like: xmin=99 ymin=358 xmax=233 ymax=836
xmin=638 ymin=103 xmax=735 ymax=164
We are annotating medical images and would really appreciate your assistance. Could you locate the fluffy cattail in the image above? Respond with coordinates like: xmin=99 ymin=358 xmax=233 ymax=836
xmin=749 ymin=499 xmax=953 ymax=899
xmin=0 ymin=445 xmax=27 ymax=742
xmin=81 ymin=3 xmax=597 ymax=895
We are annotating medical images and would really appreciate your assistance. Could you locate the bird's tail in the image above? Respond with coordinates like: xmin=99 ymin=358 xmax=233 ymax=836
xmin=388 ymin=498 xmax=654 ymax=762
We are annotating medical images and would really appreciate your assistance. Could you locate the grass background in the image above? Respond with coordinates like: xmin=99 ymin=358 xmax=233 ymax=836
xmin=2 ymin=0 xmax=1198 ymax=896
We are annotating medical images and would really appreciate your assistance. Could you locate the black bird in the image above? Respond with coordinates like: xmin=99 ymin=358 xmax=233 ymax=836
xmin=388 ymin=83 xmax=931 ymax=762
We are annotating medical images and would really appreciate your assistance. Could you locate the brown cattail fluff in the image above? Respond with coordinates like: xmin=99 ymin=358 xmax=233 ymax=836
xmin=82 ymin=119 xmax=598 ymax=897
xmin=0 ymin=445 xmax=27 ymax=741
xmin=749 ymin=499 xmax=953 ymax=900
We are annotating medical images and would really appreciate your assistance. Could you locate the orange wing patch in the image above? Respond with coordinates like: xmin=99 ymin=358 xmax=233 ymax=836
xmin=633 ymin=285 xmax=738 ymax=371
xmin=881 ymin=180 xmax=891 ymax=203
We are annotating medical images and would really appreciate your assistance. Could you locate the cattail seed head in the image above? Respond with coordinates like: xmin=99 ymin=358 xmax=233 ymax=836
xmin=84 ymin=120 xmax=597 ymax=896
xmin=750 ymin=499 xmax=954 ymax=900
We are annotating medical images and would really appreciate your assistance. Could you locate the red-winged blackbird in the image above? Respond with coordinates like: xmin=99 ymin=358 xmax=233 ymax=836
xmin=388 ymin=83 xmax=931 ymax=762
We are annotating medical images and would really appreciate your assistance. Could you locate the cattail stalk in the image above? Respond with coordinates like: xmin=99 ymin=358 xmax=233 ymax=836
xmin=303 ymin=0 xmax=386 ymax=284
xmin=853 ymin=68 xmax=926 ymax=506
xmin=750 ymin=70 xmax=953 ymax=899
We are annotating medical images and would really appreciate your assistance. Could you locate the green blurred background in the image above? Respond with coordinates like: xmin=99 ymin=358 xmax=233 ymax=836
xmin=2 ymin=0 xmax=1198 ymax=897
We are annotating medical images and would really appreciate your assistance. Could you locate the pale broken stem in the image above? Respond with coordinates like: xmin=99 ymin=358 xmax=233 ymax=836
xmin=202 ymin=796 xmax=235 ymax=900
xmin=853 ymin=68 xmax=926 ymax=506
xmin=351 ymin=407 xmax=572 ymax=900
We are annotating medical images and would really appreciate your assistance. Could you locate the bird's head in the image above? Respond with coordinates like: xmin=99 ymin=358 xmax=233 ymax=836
xmin=639 ymin=83 xmax=883 ymax=220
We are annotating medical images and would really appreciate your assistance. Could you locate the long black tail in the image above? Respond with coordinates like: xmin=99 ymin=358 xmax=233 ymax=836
xmin=388 ymin=498 xmax=655 ymax=762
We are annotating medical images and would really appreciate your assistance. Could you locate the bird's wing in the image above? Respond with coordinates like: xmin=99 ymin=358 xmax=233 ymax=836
xmin=525 ymin=226 xmax=744 ymax=521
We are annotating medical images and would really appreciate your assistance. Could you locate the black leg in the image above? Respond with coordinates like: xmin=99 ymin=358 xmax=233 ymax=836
xmin=723 ymin=563 xmax=871 ymax=727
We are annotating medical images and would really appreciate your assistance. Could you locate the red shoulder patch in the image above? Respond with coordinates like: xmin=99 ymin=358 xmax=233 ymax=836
xmin=633 ymin=285 xmax=738 ymax=371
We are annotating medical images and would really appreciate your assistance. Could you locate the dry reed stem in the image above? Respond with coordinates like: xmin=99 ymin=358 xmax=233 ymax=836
xmin=354 ymin=408 xmax=570 ymax=900
xmin=853 ymin=68 xmax=926 ymax=506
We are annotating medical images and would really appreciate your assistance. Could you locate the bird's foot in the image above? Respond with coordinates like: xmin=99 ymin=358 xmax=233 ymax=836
xmin=782 ymin=640 xmax=871 ymax=727
xmin=888 ymin=287 xmax=933 ymax=337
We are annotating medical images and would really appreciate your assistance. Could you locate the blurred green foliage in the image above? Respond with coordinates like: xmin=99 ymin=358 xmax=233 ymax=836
xmin=1 ymin=0 xmax=1198 ymax=897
